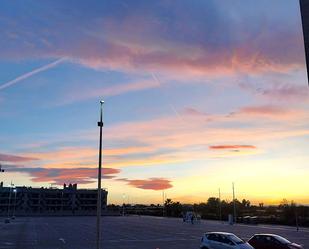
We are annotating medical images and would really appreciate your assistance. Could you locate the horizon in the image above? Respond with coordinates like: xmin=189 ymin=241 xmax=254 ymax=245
xmin=0 ymin=0 xmax=309 ymax=206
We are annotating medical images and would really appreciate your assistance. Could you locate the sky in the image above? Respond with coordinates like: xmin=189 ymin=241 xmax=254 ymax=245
xmin=0 ymin=0 xmax=309 ymax=205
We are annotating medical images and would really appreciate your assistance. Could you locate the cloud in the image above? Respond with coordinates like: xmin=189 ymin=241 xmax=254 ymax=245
xmin=209 ymin=145 xmax=256 ymax=150
xmin=237 ymin=105 xmax=289 ymax=116
xmin=0 ymin=153 xmax=38 ymax=163
xmin=118 ymin=177 xmax=173 ymax=191
xmin=0 ymin=1 xmax=305 ymax=78
xmin=239 ymin=82 xmax=309 ymax=102
xmin=17 ymin=103 xmax=307 ymax=170
xmin=6 ymin=166 xmax=120 ymax=185
xmin=9 ymin=96 xmax=306 ymax=172
xmin=0 ymin=58 xmax=65 ymax=91
xmin=228 ymin=104 xmax=306 ymax=121
xmin=259 ymin=85 xmax=309 ymax=101
xmin=59 ymin=79 xmax=160 ymax=105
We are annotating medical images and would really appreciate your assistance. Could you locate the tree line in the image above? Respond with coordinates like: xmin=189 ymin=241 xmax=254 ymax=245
xmin=108 ymin=197 xmax=309 ymax=227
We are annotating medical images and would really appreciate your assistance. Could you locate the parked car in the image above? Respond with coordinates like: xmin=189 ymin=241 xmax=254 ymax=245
xmin=242 ymin=216 xmax=258 ymax=225
xmin=200 ymin=232 xmax=254 ymax=249
xmin=248 ymin=234 xmax=303 ymax=249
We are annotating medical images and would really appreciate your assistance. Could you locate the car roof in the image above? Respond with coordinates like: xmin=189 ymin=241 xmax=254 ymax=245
xmin=205 ymin=232 xmax=234 ymax=236
xmin=252 ymin=234 xmax=278 ymax=237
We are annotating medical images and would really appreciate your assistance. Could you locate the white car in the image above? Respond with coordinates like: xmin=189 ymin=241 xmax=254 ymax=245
xmin=200 ymin=232 xmax=254 ymax=249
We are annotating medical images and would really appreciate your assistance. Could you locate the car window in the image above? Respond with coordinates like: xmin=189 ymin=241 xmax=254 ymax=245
xmin=207 ymin=234 xmax=217 ymax=241
xmin=253 ymin=235 xmax=261 ymax=241
xmin=265 ymin=236 xmax=277 ymax=244
xmin=273 ymin=235 xmax=291 ymax=245
xmin=228 ymin=234 xmax=245 ymax=244
xmin=208 ymin=234 xmax=221 ymax=242
xmin=220 ymin=235 xmax=235 ymax=245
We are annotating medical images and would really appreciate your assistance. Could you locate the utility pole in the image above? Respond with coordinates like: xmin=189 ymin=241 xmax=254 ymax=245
xmin=96 ymin=100 xmax=104 ymax=249
xmin=219 ymin=188 xmax=222 ymax=222
xmin=232 ymin=182 xmax=236 ymax=224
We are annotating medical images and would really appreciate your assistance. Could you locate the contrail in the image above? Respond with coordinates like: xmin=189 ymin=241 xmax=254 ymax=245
xmin=151 ymin=72 xmax=184 ymax=121
xmin=0 ymin=58 xmax=66 ymax=91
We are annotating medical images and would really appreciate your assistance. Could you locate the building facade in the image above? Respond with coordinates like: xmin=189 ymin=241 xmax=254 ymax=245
xmin=0 ymin=183 xmax=108 ymax=216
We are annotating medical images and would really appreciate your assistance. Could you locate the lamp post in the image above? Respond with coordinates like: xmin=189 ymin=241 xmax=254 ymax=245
xmin=232 ymin=182 xmax=236 ymax=224
xmin=219 ymin=188 xmax=222 ymax=223
xmin=6 ymin=183 xmax=14 ymax=223
xmin=12 ymin=188 xmax=17 ymax=219
xmin=122 ymin=193 xmax=126 ymax=216
xmin=96 ymin=100 xmax=104 ymax=249
xmin=0 ymin=163 xmax=4 ymax=172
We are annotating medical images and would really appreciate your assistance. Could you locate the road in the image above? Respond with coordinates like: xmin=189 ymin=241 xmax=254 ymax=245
xmin=0 ymin=216 xmax=308 ymax=249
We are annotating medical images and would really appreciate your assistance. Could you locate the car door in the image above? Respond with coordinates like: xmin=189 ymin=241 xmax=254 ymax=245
xmin=250 ymin=236 xmax=265 ymax=249
xmin=264 ymin=236 xmax=282 ymax=249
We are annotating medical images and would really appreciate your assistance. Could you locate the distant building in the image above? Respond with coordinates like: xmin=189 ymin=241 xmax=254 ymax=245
xmin=300 ymin=0 xmax=309 ymax=84
xmin=0 ymin=182 xmax=108 ymax=216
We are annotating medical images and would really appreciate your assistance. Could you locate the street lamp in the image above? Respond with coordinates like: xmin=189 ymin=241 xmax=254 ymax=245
xmin=122 ymin=194 xmax=126 ymax=216
xmin=219 ymin=188 xmax=222 ymax=223
xmin=0 ymin=163 xmax=4 ymax=172
xmin=5 ymin=183 xmax=14 ymax=223
xmin=232 ymin=182 xmax=236 ymax=224
xmin=12 ymin=188 xmax=17 ymax=219
xmin=96 ymin=100 xmax=104 ymax=249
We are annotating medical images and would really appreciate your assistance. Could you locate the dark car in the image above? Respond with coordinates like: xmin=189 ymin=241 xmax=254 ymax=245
xmin=248 ymin=234 xmax=303 ymax=249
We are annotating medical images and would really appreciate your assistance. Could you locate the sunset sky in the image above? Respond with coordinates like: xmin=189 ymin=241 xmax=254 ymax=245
xmin=0 ymin=0 xmax=309 ymax=205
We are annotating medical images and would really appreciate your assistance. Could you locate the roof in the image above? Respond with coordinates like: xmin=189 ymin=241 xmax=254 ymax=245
xmin=205 ymin=232 xmax=235 ymax=236
xmin=252 ymin=234 xmax=278 ymax=236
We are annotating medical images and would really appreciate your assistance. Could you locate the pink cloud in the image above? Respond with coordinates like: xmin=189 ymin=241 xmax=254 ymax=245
xmin=118 ymin=177 xmax=173 ymax=191
xmin=7 ymin=166 xmax=121 ymax=185
xmin=0 ymin=153 xmax=38 ymax=163
xmin=1 ymin=1 xmax=305 ymax=79
xmin=260 ymin=85 xmax=309 ymax=100
xmin=227 ymin=104 xmax=306 ymax=121
xmin=238 ymin=82 xmax=309 ymax=102
xmin=238 ymin=105 xmax=288 ymax=116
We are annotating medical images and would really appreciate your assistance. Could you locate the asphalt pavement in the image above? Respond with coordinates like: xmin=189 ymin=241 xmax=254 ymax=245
xmin=0 ymin=216 xmax=308 ymax=249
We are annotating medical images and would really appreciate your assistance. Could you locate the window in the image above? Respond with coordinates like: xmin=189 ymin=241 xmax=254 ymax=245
xmin=228 ymin=235 xmax=245 ymax=244
xmin=207 ymin=234 xmax=220 ymax=242
xmin=220 ymin=235 xmax=235 ymax=246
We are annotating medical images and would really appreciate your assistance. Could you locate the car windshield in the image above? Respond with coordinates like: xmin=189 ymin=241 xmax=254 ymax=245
xmin=273 ymin=235 xmax=291 ymax=244
xmin=228 ymin=235 xmax=245 ymax=244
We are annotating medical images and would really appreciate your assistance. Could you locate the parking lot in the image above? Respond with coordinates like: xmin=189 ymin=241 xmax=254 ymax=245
xmin=0 ymin=216 xmax=308 ymax=249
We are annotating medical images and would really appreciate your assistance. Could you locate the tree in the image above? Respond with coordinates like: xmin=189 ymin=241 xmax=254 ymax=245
xmin=242 ymin=199 xmax=250 ymax=208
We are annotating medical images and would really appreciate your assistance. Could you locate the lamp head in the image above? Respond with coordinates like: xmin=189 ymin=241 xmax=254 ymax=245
xmin=100 ymin=100 xmax=104 ymax=104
